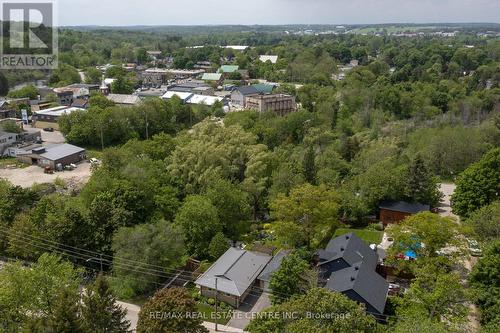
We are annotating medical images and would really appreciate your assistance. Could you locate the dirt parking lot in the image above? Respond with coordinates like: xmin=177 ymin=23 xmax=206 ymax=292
xmin=0 ymin=163 xmax=92 ymax=188
xmin=24 ymin=125 xmax=65 ymax=144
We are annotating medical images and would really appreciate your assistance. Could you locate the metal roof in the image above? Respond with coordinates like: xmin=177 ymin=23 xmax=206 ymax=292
xmin=257 ymin=250 xmax=291 ymax=282
xmin=379 ymin=201 xmax=430 ymax=214
xmin=259 ymin=55 xmax=278 ymax=64
xmin=195 ymin=247 xmax=271 ymax=297
xmin=224 ymin=45 xmax=248 ymax=50
xmin=219 ymin=65 xmax=239 ymax=73
xmin=35 ymin=106 xmax=86 ymax=117
xmin=234 ymin=86 xmax=259 ymax=96
xmin=202 ymin=73 xmax=222 ymax=81
xmin=162 ymin=91 xmax=194 ymax=101
xmin=106 ymin=94 xmax=141 ymax=105
xmin=252 ymin=83 xmax=275 ymax=94
xmin=39 ymin=144 xmax=86 ymax=161
xmin=187 ymin=94 xmax=224 ymax=106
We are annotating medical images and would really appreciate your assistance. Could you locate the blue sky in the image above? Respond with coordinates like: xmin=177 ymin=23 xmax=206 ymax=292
xmin=58 ymin=0 xmax=500 ymax=26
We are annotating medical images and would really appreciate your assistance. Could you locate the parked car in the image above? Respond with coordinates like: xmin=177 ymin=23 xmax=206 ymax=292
xmin=43 ymin=127 xmax=54 ymax=132
xmin=388 ymin=283 xmax=403 ymax=296
xmin=89 ymin=158 xmax=101 ymax=166
xmin=467 ymin=239 xmax=482 ymax=257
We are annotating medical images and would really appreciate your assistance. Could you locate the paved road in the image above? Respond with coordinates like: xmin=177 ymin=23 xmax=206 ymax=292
xmin=438 ymin=183 xmax=480 ymax=332
xmin=227 ymin=292 xmax=270 ymax=329
xmin=438 ymin=183 xmax=457 ymax=218
xmin=118 ymin=300 xmax=247 ymax=333
xmin=117 ymin=301 xmax=140 ymax=332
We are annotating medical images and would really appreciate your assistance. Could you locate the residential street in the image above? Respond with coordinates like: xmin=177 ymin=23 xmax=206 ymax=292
xmin=117 ymin=300 xmax=248 ymax=333
xmin=116 ymin=301 xmax=140 ymax=332
xmin=438 ymin=183 xmax=458 ymax=218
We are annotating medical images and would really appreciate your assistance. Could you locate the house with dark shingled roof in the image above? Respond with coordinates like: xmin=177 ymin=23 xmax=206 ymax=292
xmin=316 ymin=233 xmax=389 ymax=315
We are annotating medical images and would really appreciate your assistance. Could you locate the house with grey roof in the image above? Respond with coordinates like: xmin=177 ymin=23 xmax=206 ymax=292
xmin=257 ymin=250 xmax=291 ymax=292
xmin=0 ymin=100 xmax=16 ymax=119
xmin=325 ymin=260 xmax=389 ymax=315
xmin=195 ymin=247 xmax=271 ymax=308
xmin=230 ymin=86 xmax=260 ymax=108
xmin=317 ymin=233 xmax=389 ymax=315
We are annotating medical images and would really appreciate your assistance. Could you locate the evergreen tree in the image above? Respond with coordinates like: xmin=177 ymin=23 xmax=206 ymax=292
xmin=81 ymin=275 xmax=130 ymax=333
xmin=340 ymin=135 xmax=360 ymax=162
xmin=331 ymin=100 xmax=339 ymax=130
xmin=0 ymin=73 xmax=9 ymax=96
xmin=302 ymin=146 xmax=317 ymax=185
xmin=48 ymin=288 xmax=85 ymax=333
xmin=111 ymin=75 xmax=134 ymax=94
xmin=405 ymin=154 xmax=441 ymax=206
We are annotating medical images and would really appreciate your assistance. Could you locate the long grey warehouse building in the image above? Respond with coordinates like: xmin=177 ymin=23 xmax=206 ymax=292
xmin=17 ymin=144 xmax=86 ymax=170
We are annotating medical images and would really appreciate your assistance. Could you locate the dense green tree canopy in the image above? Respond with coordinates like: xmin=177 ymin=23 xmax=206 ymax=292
xmin=174 ymin=195 xmax=221 ymax=258
xmin=246 ymin=288 xmax=378 ymax=333
xmin=269 ymin=252 xmax=315 ymax=305
xmin=452 ymin=148 xmax=500 ymax=217
xmin=270 ymin=183 xmax=340 ymax=248
xmin=137 ymin=288 xmax=208 ymax=333
xmin=111 ymin=221 xmax=186 ymax=298
xmin=0 ymin=254 xmax=81 ymax=331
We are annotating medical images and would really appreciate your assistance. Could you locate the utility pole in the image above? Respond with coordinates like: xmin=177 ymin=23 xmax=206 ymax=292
xmin=86 ymin=256 xmax=104 ymax=273
xmin=100 ymin=124 xmax=104 ymax=151
xmin=215 ymin=276 xmax=218 ymax=332
xmin=144 ymin=110 xmax=149 ymax=140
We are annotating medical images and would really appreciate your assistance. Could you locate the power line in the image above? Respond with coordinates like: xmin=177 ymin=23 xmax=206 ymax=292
xmin=0 ymin=226 xmax=407 ymax=320
xmin=2 ymin=233 xmax=166 ymax=289
xmin=0 ymin=224 xmax=196 ymax=280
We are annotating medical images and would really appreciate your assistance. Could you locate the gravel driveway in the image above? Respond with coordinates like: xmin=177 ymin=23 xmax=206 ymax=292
xmin=0 ymin=163 xmax=92 ymax=188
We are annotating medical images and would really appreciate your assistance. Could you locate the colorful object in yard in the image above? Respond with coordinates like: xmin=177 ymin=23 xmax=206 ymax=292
xmin=405 ymin=250 xmax=417 ymax=259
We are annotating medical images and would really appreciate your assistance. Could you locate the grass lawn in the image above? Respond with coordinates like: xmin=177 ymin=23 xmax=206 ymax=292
xmin=334 ymin=228 xmax=383 ymax=245
xmin=0 ymin=157 xmax=27 ymax=169
xmin=197 ymin=303 xmax=232 ymax=325
xmin=84 ymin=148 xmax=104 ymax=159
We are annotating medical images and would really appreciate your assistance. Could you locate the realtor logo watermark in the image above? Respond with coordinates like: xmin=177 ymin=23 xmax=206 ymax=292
xmin=0 ymin=0 xmax=58 ymax=69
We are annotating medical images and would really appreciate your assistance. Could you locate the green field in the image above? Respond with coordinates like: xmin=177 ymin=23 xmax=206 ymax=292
xmin=0 ymin=157 xmax=28 ymax=169
xmin=333 ymin=228 xmax=383 ymax=245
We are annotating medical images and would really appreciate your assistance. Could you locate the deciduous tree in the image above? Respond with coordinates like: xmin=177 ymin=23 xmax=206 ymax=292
xmin=137 ymin=288 xmax=208 ymax=333
xmin=269 ymin=253 xmax=314 ymax=305
xmin=174 ymin=195 xmax=221 ymax=258
xmin=112 ymin=221 xmax=186 ymax=298
xmin=271 ymin=184 xmax=340 ymax=248
xmin=452 ymin=148 xmax=500 ymax=217
xmin=246 ymin=288 xmax=378 ymax=333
